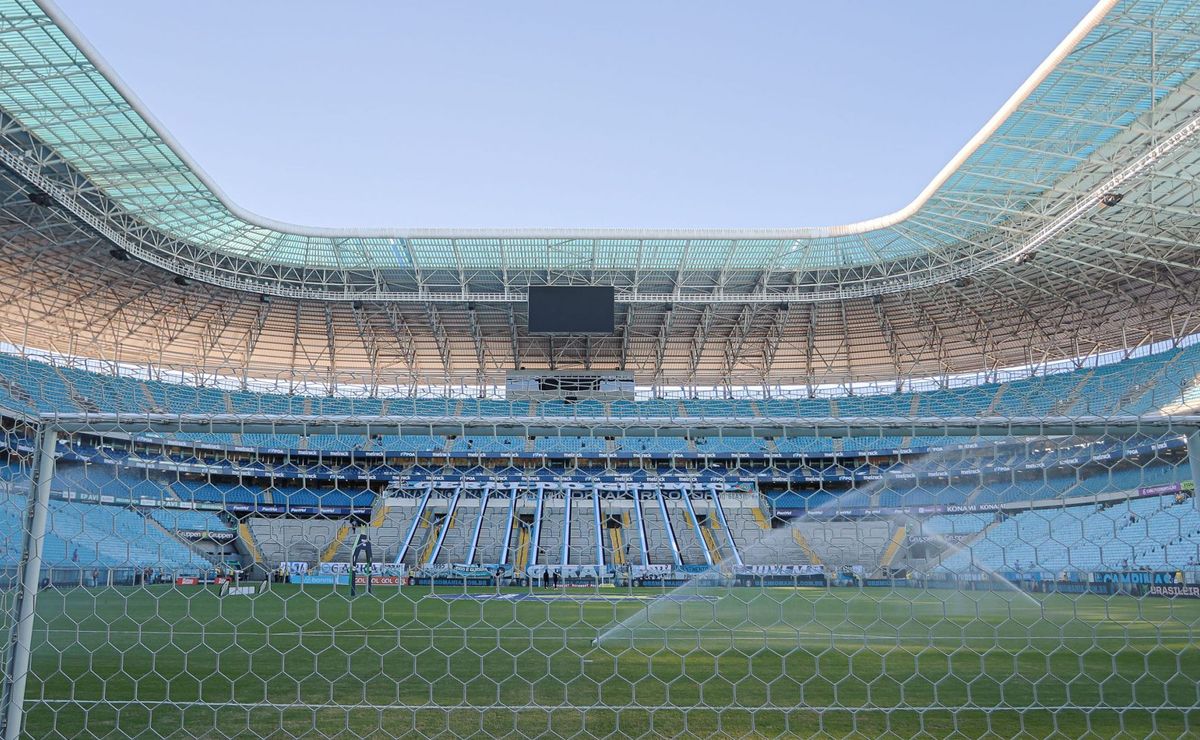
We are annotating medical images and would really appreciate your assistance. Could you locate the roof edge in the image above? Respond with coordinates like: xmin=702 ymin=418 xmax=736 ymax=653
xmin=36 ymin=0 xmax=1117 ymax=241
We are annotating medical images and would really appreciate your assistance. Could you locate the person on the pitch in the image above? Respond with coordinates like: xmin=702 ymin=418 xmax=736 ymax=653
xmin=349 ymin=528 xmax=373 ymax=596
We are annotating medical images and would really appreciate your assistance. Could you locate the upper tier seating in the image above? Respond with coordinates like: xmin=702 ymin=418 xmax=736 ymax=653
xmin=1 ymin=342 xmax=1199 ymax=460
xmin=1 ymin=342 xmax=1197 ymax=423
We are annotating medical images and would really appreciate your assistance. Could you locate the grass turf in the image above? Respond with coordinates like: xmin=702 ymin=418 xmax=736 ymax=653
xmin=13 ymin=583 xmax=1200 ymax=738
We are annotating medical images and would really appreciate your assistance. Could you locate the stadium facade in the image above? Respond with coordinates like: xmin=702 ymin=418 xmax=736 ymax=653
xmin=0 ymin=0 xmax=1197 ymax=737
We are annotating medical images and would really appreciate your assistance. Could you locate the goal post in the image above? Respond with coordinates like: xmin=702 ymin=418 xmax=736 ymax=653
xmin=0 ymin=427 xmax=53 ymax=740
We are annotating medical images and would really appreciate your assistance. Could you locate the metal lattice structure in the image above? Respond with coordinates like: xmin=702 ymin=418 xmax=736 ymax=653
xmin=0 ymin=1 xmax=1195 ymax=389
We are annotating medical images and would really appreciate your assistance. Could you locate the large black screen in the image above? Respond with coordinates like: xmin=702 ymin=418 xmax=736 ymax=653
xmin=527 ymin=286 xmax=615 ymax=334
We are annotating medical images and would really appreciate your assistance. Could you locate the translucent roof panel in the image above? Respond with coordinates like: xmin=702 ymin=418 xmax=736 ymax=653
xmin=0 ymin=0 xmax=1196 ymax=274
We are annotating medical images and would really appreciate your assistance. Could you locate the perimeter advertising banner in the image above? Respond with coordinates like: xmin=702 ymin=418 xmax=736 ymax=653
xmin=355 ymin=575 xmax=401 ymax=586
xmin=1137 ymin=481 xmax=1194 ymax=497
xmin=176 ymin=530 xmax=237 ymax=543
xmin=1148 ymin=584 xmax=1200 ymax=599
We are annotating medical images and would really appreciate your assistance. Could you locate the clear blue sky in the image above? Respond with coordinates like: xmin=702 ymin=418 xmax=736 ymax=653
xmin=55 ymin=0 xmax=1097 ymax=229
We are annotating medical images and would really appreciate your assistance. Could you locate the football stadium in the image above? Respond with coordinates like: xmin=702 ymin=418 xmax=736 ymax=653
xmin=0 ymin=0 xmax=1197 ymax=737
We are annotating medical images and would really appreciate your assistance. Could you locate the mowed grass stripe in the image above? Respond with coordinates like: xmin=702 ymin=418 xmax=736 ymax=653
xmin=15 ymin=584 xmax=1200 ymax=737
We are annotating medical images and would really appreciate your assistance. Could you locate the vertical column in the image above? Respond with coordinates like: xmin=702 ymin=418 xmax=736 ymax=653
xmin=708 ymin=484 xmax=743 ymax=566
xmin=680 ymin=486 xmax=713 ymax=567
xmin=427 ymin=484 xmax=463 ymax=564
xmin=592 ymin=486 xmax=605 ymax=565
xmin=528 ymin=484 xmax=545 ymax=567
xmin=1188 ymin=431 xmax=1200 ymax=494
xmin=394 ymin=484 xmax=433 ymax=565
xmin=560 ymin=487 xmax=572 ymax=567
xmin=499 ymin=484 xmax=518 ymax=568
xmin=630 ymin=485 xmax=649 ymax=567
xmin=656 ymin=487 xmax=682 ymax=566
xmin=2 ymin=426 xmax=56 ymax=740
xmin=465 ymin=485 xmax=492 ymax=565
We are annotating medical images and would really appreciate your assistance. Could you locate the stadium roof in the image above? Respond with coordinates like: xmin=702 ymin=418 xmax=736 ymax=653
xmin=0 ymin=0 xmax=1196 ymax=301
xmin=0 ymin=0 xmax=1199 ymax=389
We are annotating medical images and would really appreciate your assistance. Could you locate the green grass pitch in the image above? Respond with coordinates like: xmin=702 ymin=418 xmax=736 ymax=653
xmin=13 ymin=583 xmax=1200 ymax=737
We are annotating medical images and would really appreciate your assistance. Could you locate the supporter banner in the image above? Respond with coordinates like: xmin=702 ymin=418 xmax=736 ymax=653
xmin=317 ymin=562 xmax=405 ymax=577
xmin=734 ymin=564 xmax=824 ymax=577
xmin=414 ymin=564 xmax=495 ymax=580
xmin=620 ymin=564 xmax=736 ymax=581
xmin=630 ymin=564 xmax=675 ymax=579
xmin=527 ymin=565 xmax=609 ymax=580
xmin=176 ymin=530 xmax=237 ymax=543
xmin=280 ymin=561 xmax=311 ymax=575
xmin=1093 ymin=571 xmax=1178 ymax=585
xmin=1148 ymin=584 xmax=1200 ymax=599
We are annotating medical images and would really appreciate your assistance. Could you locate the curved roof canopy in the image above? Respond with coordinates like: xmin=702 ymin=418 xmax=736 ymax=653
xmin=0 ymin=0 xmax=1198 ymax=303
xmin=1 ymin=0 xmax=1200 ymax=390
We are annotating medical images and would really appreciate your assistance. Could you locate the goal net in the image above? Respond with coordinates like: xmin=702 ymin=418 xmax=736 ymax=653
xmin=0 ymin=409 xmax=1196 ymax=738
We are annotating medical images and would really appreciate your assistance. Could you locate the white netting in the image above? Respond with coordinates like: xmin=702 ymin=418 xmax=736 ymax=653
xmin=0 ymin=406 xmax=1195 ymax=738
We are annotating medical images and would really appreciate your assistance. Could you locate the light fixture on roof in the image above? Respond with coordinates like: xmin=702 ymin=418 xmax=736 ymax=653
xmin=172 ymin=275 xmax=189 ymax=287
xmin=351 ymin=300 xmax=363 ymax=310
xmin=26 ymin=190 xmax=53 ymax=208
xmin=108 ymin=248 xmax=128 ymax=261
xmin=1100 ymin=192 xmax=1125 ymax=207
xmin=1015 ymin=251 xmax=1036 ymax=266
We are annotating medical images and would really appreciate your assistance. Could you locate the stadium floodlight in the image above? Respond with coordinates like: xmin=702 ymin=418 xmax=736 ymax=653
xmin=1005 ymin=111 xmax=1200 ymax=266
